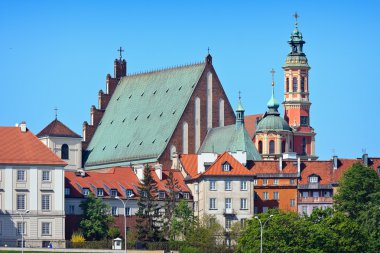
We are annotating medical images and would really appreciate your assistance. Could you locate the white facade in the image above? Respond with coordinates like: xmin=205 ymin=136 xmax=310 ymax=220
xmin=0 ymin=165 xmax=65 ymax=248
xmin=39 ymin=136 xmax=82 ymax=170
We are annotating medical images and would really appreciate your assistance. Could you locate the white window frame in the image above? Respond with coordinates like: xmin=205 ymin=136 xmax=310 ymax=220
xmin=68 ymin=205 xmax=75 ymax=214
xmin=83 ymin=188 xmax=90 ymax=196
xmin=225 ymin=180 xmax=232 ymax=191
xmin=262 ymin=179 xmax=268 ymax=185
xmin=183 ymin=192 xmax=190 ymax=199
xmin=17 ymin=194 xmax=26 ymax=210
xmin=17 ymin=170 xmax=26 ymax=182
xmin=225 ymin=217 xmax=232 ymax=229
xmin=209 ymin=198 xmax=217 ymax=210
xmin=309 ymin=176 xmax=319 ymax=183
xmin=158 ymin=191 xmax=165 ymax=199
xmin=126 ymin=189 xmax=133 ymax=198
xmin=110 ymin=189 xmax=118 ymax=197
xmin=65 ymin=187 xmax=70 ymax=196
xmin=97 ymin=188 xmax=104 ymax=197
xmin=263 ymin=192 xmax=269 ymax=200
xmin=111 ymin=206 xmax=118 ymax=216
xmin=240 ymin=198 xmax=247 ymax=210
xmin=42 ymin=170 xmax=51 ymax=181
xmin=225 ymin=198 xmax=232 ymax=209
xmin=222 ymin=163 xmax=231 ymax=172
xmin=273 ymin=192 xmax=279 ymax=200
xmin=17 ymin=222 xmax=26 ymax=235
xmin=41 ymin=222 xmax=51 ymax=236
xmin=125 ymin=207 xmax=131 ymax=216
xmin=209 ymin=180 xmax=216 ymax=191
xmin=41 ymin=194 xmax=51 ymax=211
xmin=253 ymin=179 xmax=258 ymax=185
xmin=273 ymin=179 xmax=279 ymax=185
xmin=240 ymin=180 xmax=247 ymax=191
xmin=290 ymin=199 xmax=295 ymax=206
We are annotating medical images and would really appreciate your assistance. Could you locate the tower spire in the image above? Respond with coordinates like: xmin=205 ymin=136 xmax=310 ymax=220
xmin=236 ymin=91 xmax=245 ymax=128
xmin=293 ymin=12 xmax=299 ymax=28
xmin=267 ymin=68 xmax=279 ymax=112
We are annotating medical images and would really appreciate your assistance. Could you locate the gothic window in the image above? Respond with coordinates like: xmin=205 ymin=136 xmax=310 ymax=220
xmin=281 ymin=140 xmax=286 ymax=153
xmin=194 ymin=97 xmax=201 ymax=152
xmin=269 ymin=140 xmax=275 ymax=154
xmin=302 ymin=137 xmax=307 ymax=155
xmin=258 ymin=141 xmax=263 ymax=154
xmin=219 ymin=99 xmax=225 ymax=127
xmin=286 ymin=78 xmax=289 ymax=92
xmin=61 ymin=144 xmax=69 ymax=160
xmin=301 ymin=77 xmax=305 ymax=92
xmin=207 ymin=72 xmax=213 ymax=129
xmin=293 ymin=77 xmax=298 ymax=92
xmin=182 ymin=122 xmax=188 ymax=154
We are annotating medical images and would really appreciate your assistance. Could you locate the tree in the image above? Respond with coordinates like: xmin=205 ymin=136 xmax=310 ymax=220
xmin=162 ymin=169 xmax=181 ymax=239
xmin=171 ymin=200 xmax=194 ymax=240
xmin=79 ymin=193 xmax=114 ymax=240
xmin=334 ymin=162 xmax=380 ymax=218
xmin=135 ymin=164 xmax=162 ymax=241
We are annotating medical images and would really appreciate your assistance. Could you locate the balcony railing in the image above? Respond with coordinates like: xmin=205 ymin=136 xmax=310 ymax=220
xmin=298 ymin=197 xmax=333 ymax=204
xmin=223 ymin=208 xmax=235 ymax=215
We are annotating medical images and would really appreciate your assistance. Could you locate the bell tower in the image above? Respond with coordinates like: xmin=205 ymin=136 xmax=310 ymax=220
xmin=283 ymin=13 xmax=317 ymax=160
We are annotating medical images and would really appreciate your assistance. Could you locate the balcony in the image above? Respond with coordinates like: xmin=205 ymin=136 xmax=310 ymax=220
xmin=298 ymin=197 xmax=333 ymax=204
xmin=223 ymin=208 xmax=236 ymax=215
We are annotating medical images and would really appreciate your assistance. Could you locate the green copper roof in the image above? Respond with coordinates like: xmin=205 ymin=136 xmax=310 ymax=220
xmin=236 ymin=99 xmax=244 ymax=112
xmin=198 ymin=124 xmax=261 ymax=161
xmin=267 ymin=87 xmax=279 ymax=109
xmin=85 ymin=63 xmax=206 ymax=169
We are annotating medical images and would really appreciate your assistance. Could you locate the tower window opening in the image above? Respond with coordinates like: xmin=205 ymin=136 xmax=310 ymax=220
xmin=302 ymin=137 xmax=307 ymax=155
xmin=293 ymin=77 xmax=298 ymax=92
xmin=61 ymin=144 xmax=69 ymax=160
xmin=258 ymin=141 xmax=263 ymax=154
xmin=269 ymin=140 xmax=275 ymax=154
xmin=300 ymin=116 xmax=309 ymax=126
xmin=286 ymin=78 xmax=289 ymax=92
xmin=301 ymin=77 xmax=305 ymax=92
xmin=281 ymin=140 xmax=286 ymax=153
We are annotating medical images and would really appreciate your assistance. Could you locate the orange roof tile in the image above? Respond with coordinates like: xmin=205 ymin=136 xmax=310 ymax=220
xmin=179 ymin=154 xmax=198 ymax=178
xmin=244 ymin=114 xmax=263 ymax=138
xmin=299 ymin=161 xmax=334 ymax=185
xmin=202 ymin=152 xmax=252 ymax=176
xmin=0 ymin=127 xmax=67 ymax=166
xmin=249 ymin=160 xmax=298 ymax=175
xmin=37 ymin=119 xmax=81 ymax=138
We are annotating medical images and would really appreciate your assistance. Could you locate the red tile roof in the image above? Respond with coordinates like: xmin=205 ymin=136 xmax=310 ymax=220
xmin=0 ymin=127 xmax=67 ymax=166
xmin=179 ymin=154 xmax=198 ymax=178
xmin=244 ymin=114 xmax=263 ymax=138
xmin=202 ymin=152 xmax=252 ymax=176
xmin=299 ymin=161 xmax=334 ymax=185
xmin=37 ymin=119 xmax=81 ymax=138
xmin=249 ymin=160 xmax=298 ymax=175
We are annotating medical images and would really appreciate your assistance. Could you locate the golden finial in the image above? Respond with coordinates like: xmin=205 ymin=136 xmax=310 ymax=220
xmin=270 ymin=68 xmax=276 ymax=86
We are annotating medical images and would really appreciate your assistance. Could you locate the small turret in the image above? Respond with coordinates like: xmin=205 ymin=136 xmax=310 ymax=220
xmin=236 ymin=92 xmax=245 ymax=129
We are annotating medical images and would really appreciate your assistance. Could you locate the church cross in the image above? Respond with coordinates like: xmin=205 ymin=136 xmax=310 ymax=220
xmin=207 ymin=47 xmax=210 ymax=55
xmin=270 ymin=68 xmax=276 ymax=86
xmin=117 ymin=46 xmax=124 ymax=60
xmin=293 ymin=12 xmax=299 ymax=26
xmin=54 ymin=107 xmax=58 ymax=119
xmin=238 ymin=90 xmax=241 ymax=100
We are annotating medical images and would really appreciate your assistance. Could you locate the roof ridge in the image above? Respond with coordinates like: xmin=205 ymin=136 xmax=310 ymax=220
xmin=126 ymin=61 xmax=205 ymax=78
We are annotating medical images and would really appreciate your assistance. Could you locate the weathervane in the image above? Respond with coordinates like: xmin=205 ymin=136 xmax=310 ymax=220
xmin=117 ymin=46 xmax=124 ymax=60
xmin=270 ymin=68 xmax=276 ymax=86
xmin=54 ymin=107 xmax=58 ymax=119
xmin=293 ymin=12 xmax=299 ymax=27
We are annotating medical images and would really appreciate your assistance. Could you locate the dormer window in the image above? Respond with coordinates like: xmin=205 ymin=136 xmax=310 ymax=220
xmin=309 ymin=175 xmax=319 ymax=183
xmin=110 ymin=189 xmax=118 ymax=197
xmin=97 ymin=188 xmax=104 ymax=197
xmin=83 ymin=188 xmax=90 ymax=196
xmin=222 ymin=162 xmax=231 ymax=172
xmin=65 ymin=187 xmax=70 ymax=196
xmin=126 ymin=189 xmax=133 ymax=198
xmin=158 ymin=191 xmax=165 ymax=199
xmin=183 ymin=192 xmax=190 ymax=199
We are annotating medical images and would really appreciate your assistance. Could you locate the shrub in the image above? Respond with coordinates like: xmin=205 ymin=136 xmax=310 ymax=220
xmin=71 ymin=231 xmax=85 ymax=243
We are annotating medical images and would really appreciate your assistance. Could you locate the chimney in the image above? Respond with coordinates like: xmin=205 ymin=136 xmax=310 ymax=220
xmin=114 ymin=59 xmax=127 ymax=79
xmin=154 ymin=164 xmax=163 ymax=180
xmin=133 ymin=165 xmax=144 ymax=182
xmin=19 ymin=121 xmax=27 ymax=133
xmin=362 ymin=153 xmax=368 ymax=167
xmin=278 ymin=156 xmax=283 ymax=171
xmin=333 ymin=156 xmax=338 ymax=170
xmin=297 ymin=157 xmax=301 ymax=174
xmin=171 ymin=152 xmax=179 ymax=170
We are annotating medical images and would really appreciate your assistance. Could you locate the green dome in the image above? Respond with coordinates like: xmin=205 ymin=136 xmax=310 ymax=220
xmin=256 ymin=115 xmax=292 ymax=132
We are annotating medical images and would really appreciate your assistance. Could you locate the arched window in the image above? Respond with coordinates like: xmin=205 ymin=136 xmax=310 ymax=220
xmin=286 ymin=78 xmax=289 ymax=92
xmin=293 ymin=77 xmax=298 ymax=92
xmin=207 ymin=72 xmax=213 ymax=129
xmin=281 ymin=140 xmax=286 ymax=153
xmin=301 ymin=77 xmax=305 ymax=92
xmin=302 ymin=137 xmax=307 ymax=155
xmin=61 ymin=144 xmax=69 ymax=160
xmin=194 ymin=97 xmax=201 ymax=152
xmin=269 ymin=140 xmax=275 ymax=154
xmin=170 ymin=145 xmax=177 ymax=160
xmin=182 ymin=122 xmax=188 ymax=154
xmin=219 ymin=98 xmax=225 ymax=127
xmin=258 ymin=141 xmax=263 ymax=154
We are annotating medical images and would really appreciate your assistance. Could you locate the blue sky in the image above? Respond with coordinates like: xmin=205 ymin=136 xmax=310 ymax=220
xmin=1 ymin=0 xmax=379 ymax=160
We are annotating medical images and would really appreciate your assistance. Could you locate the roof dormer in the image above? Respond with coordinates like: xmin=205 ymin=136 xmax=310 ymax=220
xmin=222 ymin=162 xmax=232 ymax=172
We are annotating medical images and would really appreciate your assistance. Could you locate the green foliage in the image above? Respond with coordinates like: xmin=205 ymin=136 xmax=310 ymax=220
xmin=135 ymin=164 xmax=163 ymax=241
xmin=162 ymin=169 xmax=181 ymax=239
xmin=171 ymin=200 xmax=194 ymax=240
xmin=107 ymin=227 xmax=121 ymax=239
xmin=79 ymin=193 xmax=114 ymax=240
xmin=334 ymin=162 xmax=380 ymax=218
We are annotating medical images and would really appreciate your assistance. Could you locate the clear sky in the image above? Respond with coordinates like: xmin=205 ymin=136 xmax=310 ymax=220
xmin=1 ymin=0 xmax=379 ymax=160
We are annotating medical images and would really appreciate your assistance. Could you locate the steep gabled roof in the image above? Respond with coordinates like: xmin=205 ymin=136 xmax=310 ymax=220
xmin=198 ymin=124 xmax=261 ymax=161
xmin=202 ymin=152 xmax=252 ymax=176
xmin=0 ymin=127 xmax=67 ymax=166
xmin=85 ymin=63 xmax=206 ymax=169
xmin=37 ymin=119 xmax=81 ymax=138
xmin=179 ymin=154 xmax=198 ymax=178
xmin=244 ymin=114 xmax=263 ymax=138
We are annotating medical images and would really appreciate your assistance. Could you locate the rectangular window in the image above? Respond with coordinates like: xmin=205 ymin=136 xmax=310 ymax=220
xmin=240 ymin=218 xmax=247 ymax=228
xmin=225 ymin=198 xmax=232 ymax=209
xmin=253 ymin=179 xmax=258 ymax=185
xmin=183 ymin=192 xmax=190 ymax=199
xmin=273 ymin=192 xmax=279 ymax=200
xmin=41 ymin=222 xmax=51 ymax=235
xmin=111 ymin=206 xmax=118 ymax=216
xmin=42 ymin=171 xmax=50 ymax=181
xmin=225 ymin=217 xmax=232 ymax=229
xmin=313 ymin=191 xmax=319 ymax=198
xmin=125 ymin=207 xmax=131 ymax=216
xmin=290 ymin=179 xmax=295 ymax=184
xmin=17 ymin=222 xmax=26 ymax=235
xmin=195 ymin=183 xmax=199 ymax=193
xmin=254 ymin=192 xmax=258 ymax=200
xmin=209 ymin=198 xmax=217 ymax=210
xmin=262 ymin=179 xmax=268 ymax=185
xmin=324 ymin=191 xmax=331 ymax=197
xmin=309 ymin=176 xmax=318 ymax=183
xmin=240 ymin=181 xmax=247 ymax=191
xmin=302 ymin=191 xmax=308 ymax=198
xmin=141 ymin=191 xmax=147 ymax=198
xmin=65 ymin=188 xmax=70 ymax=196
xmin=290 ymin=199 xmax=295 ymax=207
xmin=126 ymin=189 xmax=133 ymax=198
xmin=97 ymin=188 xmax=104 ymax=197
xmin=83 ymin=188 xmax=90 ymax=196
xmin=273 ymin=179 xmax=279 ymax=185
xmin=225 ymin=180 xmax=232 ymax=191
xmin=17 ymin=194 xmax=25 ymax=210
xmin=68 ymin=205 xmax=75 ymax=214
xmin=254 ymin=206 xmax=258 ymax=214
xmin=17 ymin=170 xmax=25 ymax=181
xmin=158 ymin=191 xmax=165 ymax=199
xmin=209 ymin=181 xmax=216 ymax=191
xmin=240 ymin=198 xmax=247 ymax=209
xmin=41 ymin=194 xmax=50 ymax=211
xmin=302 ymin=206 xmax=307 ymax=214
xmin=263 ymin=192 xmax=269 ymax=200
xmin=111 ymin=189 xmax=118 ymax=197
xmin=223 ymin=163 xmax=231 ymax=172
xmin=263 ymin=207 xmax=268 ymax=213
xmin=300 ymin=116 xmax=309 ymax=126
